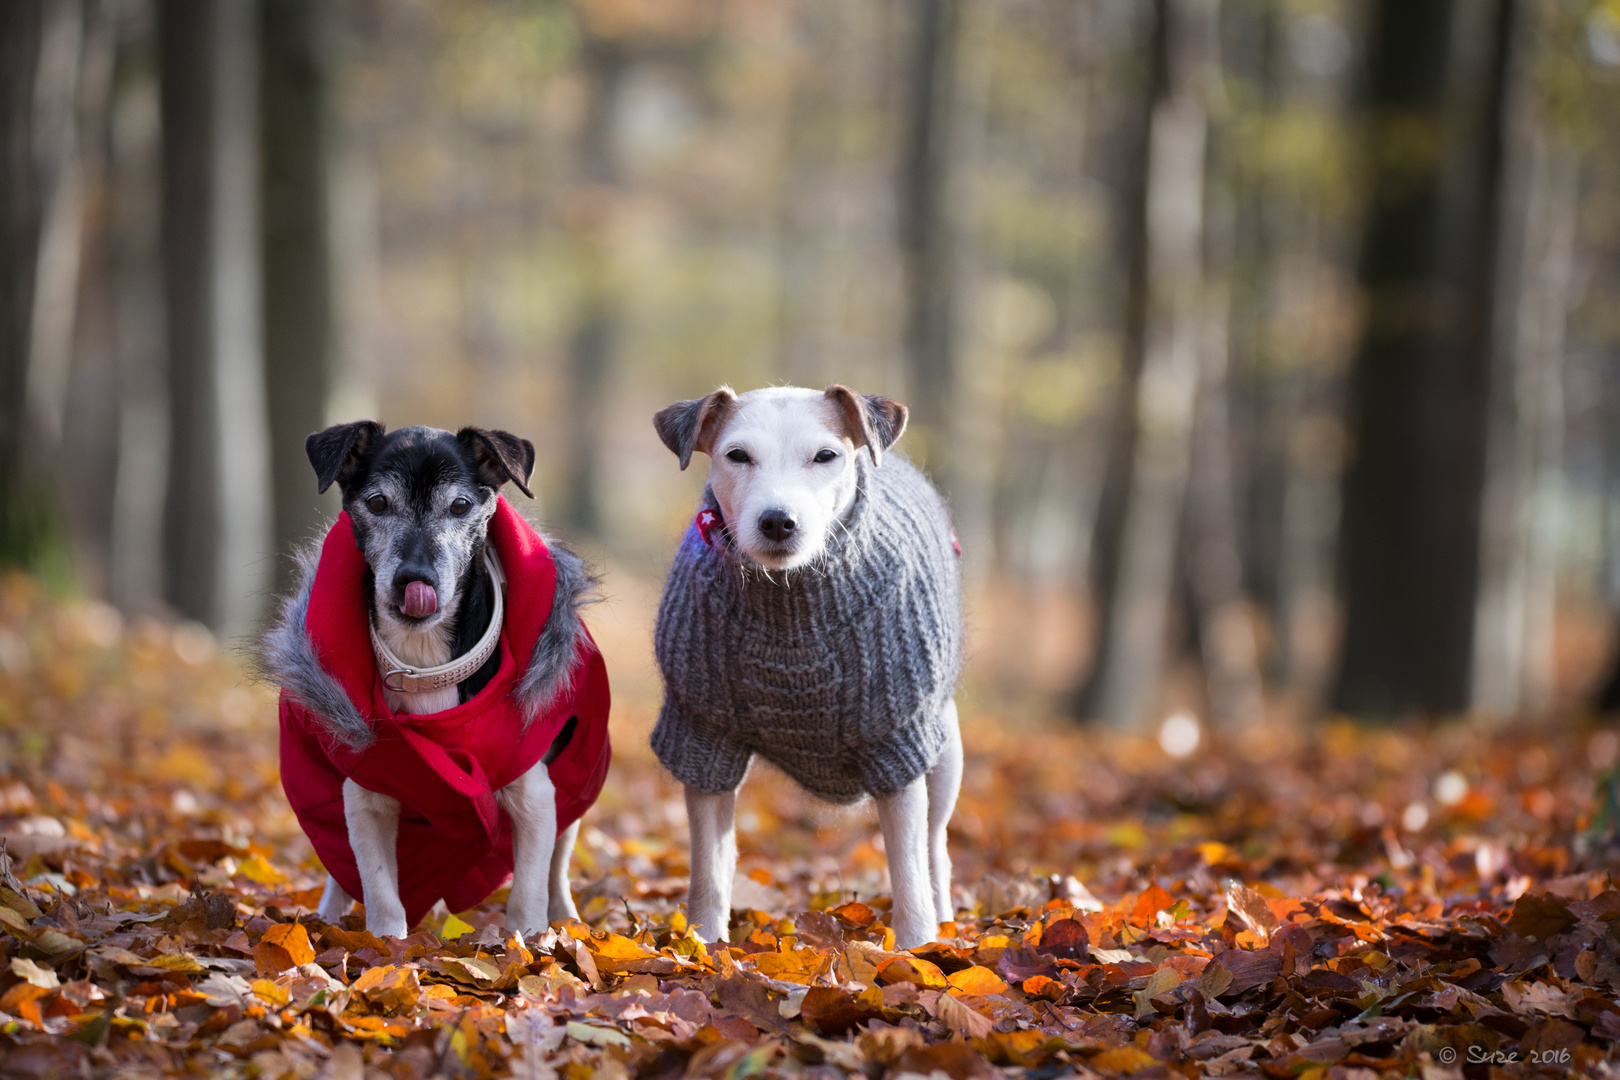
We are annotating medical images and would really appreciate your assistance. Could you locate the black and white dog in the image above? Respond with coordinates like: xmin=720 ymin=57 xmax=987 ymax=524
xmin=263 ymin=423 xmax=601 ymax=938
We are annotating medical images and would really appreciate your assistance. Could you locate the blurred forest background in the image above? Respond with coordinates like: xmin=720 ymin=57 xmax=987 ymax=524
xmin=2 ymin=0 xmax=1620 ymax=734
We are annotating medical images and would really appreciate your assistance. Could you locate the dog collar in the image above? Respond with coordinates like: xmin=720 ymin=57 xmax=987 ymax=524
xmin=695 ymin=506 xmax=724 ymax=547
xmin=369 ymin=547 xmax=506 ymax=694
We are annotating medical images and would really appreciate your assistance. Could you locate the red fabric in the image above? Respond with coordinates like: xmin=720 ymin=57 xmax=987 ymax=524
xmin=278 ymin=498 xmax=611 ymax=926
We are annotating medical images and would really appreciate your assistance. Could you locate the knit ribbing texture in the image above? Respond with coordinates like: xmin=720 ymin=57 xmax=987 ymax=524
xmin=652 ymin=454 xmax=963 ymax=804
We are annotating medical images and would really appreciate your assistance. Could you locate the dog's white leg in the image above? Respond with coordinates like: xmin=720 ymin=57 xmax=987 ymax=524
xmin=876 ymin=776 xmax=935 ymax=950
xmin=343 ymin=779 xmax=407 ymax=937
xmin=684 ymin=786 xmax=737 ymax=943
xmin=497 ymin=759 xmax=557 ymax=938
xmin=548 ymin=818 xmax=580 ymax=922
xmin=315 ymin=874 xmax=353 ymax=923
xmin=925 ymin=700 xmax=963 ymax=924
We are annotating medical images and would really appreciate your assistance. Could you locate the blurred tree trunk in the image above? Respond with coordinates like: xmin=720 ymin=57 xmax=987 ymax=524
xmin=1083 ymin=0 xmax=1218 ymax=728
xmin=0 ymin=2 xmax=65 ymax=574
xmin=562 ymin=37 xmax=625 ymax=540
xmin=1071 ymin=0 xmax=1162 ymax=720
xmin=1473 ymin=2 xmax=1575 ymax=717
xmin=897 ymin=0 xmax=961 ymax=473
xmin=158 ymin=0 xmax=272 ymax=636
xmin=1185 ymin=197 xmax=1264 ymax=730
xmin=260 ymin=0 xmax=333 ymax=590
xmin=105 ymin=0 xmax=170 ymax=615
xmin=1331 ymin=0 xmax=1517 ymax=716
xmin=59 ymin=0 xmax=121 ymax=598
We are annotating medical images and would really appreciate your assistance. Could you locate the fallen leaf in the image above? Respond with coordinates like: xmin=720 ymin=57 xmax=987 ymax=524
xmin=1226 ymin=883 xmax=1280 ymax=944
xmin=10 ymin=957 xmax=57 ymax=989
xmin=878 ymin=954 xmax=948 ymax=989
xmin=946 ymin=965 xmax=1008 ymax=997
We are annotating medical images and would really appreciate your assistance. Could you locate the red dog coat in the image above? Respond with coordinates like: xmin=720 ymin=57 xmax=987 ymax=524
xmin=278 ymin=498 xmax=611 ymax=926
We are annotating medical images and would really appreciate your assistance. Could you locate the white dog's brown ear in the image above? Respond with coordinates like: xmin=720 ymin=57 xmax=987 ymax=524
xmin=457 ymin=427 xmax=537 ymax=498
xmin=824 ymin=385 xmax=909 ymax=465
xmin=654 ymin=386 xmax=738 ymax=470
xmin=307 ymin=420 xmax=384 ymax=494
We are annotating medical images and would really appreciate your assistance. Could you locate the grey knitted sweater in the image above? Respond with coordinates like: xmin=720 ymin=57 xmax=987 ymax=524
xmin=652 ymin=455 xmax=962 ymax=804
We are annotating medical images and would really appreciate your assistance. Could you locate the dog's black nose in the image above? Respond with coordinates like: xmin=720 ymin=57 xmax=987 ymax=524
xmin=392 ymin=569 xmax=436 ymax=594
xmin=758 ymin=509 xmax=796 ymax=543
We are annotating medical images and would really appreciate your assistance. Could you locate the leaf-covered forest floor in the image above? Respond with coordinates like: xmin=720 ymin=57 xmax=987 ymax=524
xmin=1 ymin=579 xmax=1619 ymax=1078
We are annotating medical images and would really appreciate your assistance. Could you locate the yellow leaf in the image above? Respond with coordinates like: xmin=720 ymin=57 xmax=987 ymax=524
xmin=250 ymin=979 xmax=291 ymax=1007
xmin=236 ymin=855 xmax=285 ymax=886
xmin=1089 ymin=1045 xmax=1161 ymax=1075
xmin=142 ymin=953 xmax=205 ymax=973
xmin=0 ymin=887 xmax=43 ymax=920
xmin=946 ymin=965 xmax=1008 ymax=997
xmin=440 ymin=913 xmax=475 ymax=940
xmin=754 ymin=948 xmax=831 ymax=984
xmin=0 ymin=904 xmax=33 ymax=937
xmin=589 ymin=932 xmax=651 ymax=961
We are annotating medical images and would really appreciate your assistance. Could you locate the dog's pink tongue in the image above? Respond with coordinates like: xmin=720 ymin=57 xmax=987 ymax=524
xmin=401 ymin=581 xmax=437 ymax=618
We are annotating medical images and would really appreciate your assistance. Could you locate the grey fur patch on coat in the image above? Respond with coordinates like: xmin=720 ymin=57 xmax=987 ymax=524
xmin=514 ymin=540 xmax=598 ymax=723
xmin=258 ymin=525 xmax=599 ymax=750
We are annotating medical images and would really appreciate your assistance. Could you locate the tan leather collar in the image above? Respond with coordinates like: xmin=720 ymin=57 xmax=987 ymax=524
xmin=369 ymin=547 xmax=506 ymax=694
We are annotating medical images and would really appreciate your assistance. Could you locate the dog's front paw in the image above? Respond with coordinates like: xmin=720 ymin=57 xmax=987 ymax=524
xmin=507 ymin=898 xmax=549 ymax=938
xmin=365 ymin=907 xmax=408 ymax=939
xmin=890 ymin=917 xmax=939 ymax=952
xmin=548 ymin=891 xmax=578 ymax=923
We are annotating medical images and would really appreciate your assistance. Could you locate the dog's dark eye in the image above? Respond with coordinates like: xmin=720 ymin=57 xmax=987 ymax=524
xmin=813 ymin=449 xmax=838 ymax=464
xmin=449 ymin=497 xmax=472 ymax=517
xmin=366 ymin=494 xmax=388 ymax=514
xmin=725 ymin=448 xmax=751 ymax=465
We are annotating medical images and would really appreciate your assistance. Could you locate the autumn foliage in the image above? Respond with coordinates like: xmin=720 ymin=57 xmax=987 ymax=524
xmin=0 ymin=578 xmax=1617 ymax=1077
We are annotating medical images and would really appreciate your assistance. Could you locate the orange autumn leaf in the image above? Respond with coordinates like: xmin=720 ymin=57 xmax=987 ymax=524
xmin=877 ymin=955 xmax=947 ymax=989
xmin=590 ymin=932 xmax=652 ymax=961
xmin=946 ymin=965 xmax=1008 ymax=997
xmin=261 ymin=922 xmax=315 ymax=966
xmin=1131 ymin=883 xmax=1174 ymax=926
xmin=829 ymin=901 xmax=878 ymax=928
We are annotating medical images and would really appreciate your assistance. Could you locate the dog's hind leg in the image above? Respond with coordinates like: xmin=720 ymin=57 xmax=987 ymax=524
xmin=877 ymin=776 xmax=936 ymax=950
xmin=925 ymin=699 xmax=962 ymax=923
xmin=498 ymin=759 xmax=558 ymax=938
xmin=315 ymin=874 xmax=353 ymax=923
xmin=684 ymin=786 xmax=737 ymax=943
xmin=548 ymin=818 xmax=580 ymax=922
xmin=343 ymin=779 xmax=407 ymax=937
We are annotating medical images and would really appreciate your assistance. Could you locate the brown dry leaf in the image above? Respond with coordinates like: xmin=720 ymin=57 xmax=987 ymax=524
xmin=799 ymin=985 xmax=886 ymax=1035
xmin=1037 ymin=916 xmax=1089 ymax=960
xmin=935 ymin=991 xmax=996 ymax=1038
xmin=895 ymin=1041 xmax=995 ymax=1080
xmin=1505 ymin=892 xmax=1576 ymax=940
xmin=1225 ymin=883 xmax=1280 ymax=943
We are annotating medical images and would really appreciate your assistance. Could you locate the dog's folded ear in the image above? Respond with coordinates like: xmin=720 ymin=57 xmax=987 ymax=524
xmin=824 ymin=385 xmax=908 ymax=465
xmin=654 ymin=386 xmax=738 ymax=470
xmin=457 ymin=427 xmax=537 ymax=498
xmin=307 ymin=420 xmax=384 ymax=494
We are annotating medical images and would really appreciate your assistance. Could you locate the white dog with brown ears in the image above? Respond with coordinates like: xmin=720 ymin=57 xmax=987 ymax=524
xmin=650 ymin=384 xmax=964 ymax=950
